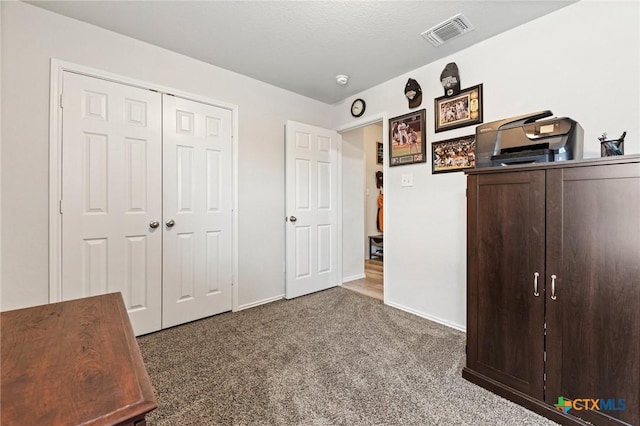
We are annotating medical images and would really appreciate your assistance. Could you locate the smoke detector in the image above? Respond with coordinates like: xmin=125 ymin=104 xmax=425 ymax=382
xmin=336 ymin=74 xmax=349 ymax=85
xmin=421 ymin=13 xmax=474 ymax=47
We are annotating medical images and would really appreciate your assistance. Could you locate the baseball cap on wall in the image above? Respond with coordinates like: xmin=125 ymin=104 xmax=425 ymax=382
xmin=404 ymin=78 xmax=422 ymax=108
xmin=440 ymin=62 xmax=461 ymax=96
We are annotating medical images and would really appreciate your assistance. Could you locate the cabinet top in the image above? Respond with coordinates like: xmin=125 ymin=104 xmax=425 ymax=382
xmin=1 ymin=293 xmax=157 ymax=425
xmin=466 ymin=154 xmax=640 ymax=175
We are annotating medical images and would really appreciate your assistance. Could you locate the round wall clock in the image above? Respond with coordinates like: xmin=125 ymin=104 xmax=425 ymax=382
xmin=350 ymin=98 xmax=366 ymax=117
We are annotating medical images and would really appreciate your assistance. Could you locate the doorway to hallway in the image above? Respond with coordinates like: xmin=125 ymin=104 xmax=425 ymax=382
xmin=340 ymin=121 xmax=384 ymax=301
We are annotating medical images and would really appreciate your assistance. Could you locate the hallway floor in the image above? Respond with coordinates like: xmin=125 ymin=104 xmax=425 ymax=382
xmin=342 ymin=259 xmax=383 ymax=301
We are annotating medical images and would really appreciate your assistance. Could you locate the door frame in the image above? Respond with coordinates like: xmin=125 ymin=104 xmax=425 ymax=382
xmin=335 ymin=112 xmax=389 ymax=304
xmin=48 ymin=59 xmax=240 ymax=311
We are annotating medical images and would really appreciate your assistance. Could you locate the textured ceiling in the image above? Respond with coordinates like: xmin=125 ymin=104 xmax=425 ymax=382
xmin=26 ymin=1 xmax=576 ymax=104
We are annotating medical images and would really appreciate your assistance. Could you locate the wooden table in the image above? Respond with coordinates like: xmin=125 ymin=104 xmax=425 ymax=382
xmin=1 ymin=293 xmax=157 ymax=425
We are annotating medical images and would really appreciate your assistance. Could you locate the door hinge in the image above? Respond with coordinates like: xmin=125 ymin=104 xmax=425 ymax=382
xmin=59 ymin=199 xmax=63 ymax=214
xmin=59 ymin=93 xmax=64 ymax=108
xmin=544 ymin=351 xmax=547 ymax=362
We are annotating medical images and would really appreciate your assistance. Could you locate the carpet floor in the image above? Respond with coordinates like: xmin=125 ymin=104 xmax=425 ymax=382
xmin=137 ymin=287 xmax=557 ymax=425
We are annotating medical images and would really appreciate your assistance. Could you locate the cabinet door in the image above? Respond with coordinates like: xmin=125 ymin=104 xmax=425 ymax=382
xmin=467 ymin=170 xmax=546 ymax=399
xmin=546 ymin=163 xmax=640 ymax=426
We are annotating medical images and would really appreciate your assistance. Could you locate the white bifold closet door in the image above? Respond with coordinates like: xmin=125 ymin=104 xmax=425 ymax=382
xmin=60 ymin=71 xmax=232 ymax=335
xmin=161 ymin=94 xmax=233 ymax=329
xmin=61 ymin=72 xmax=163 ymax=335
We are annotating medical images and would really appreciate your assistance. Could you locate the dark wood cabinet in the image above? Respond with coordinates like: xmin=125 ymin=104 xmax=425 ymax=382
xmin=464 ymin=156 xmax=640 ymax=426
xmin=1 ymin=293 xmax=157 ymax=425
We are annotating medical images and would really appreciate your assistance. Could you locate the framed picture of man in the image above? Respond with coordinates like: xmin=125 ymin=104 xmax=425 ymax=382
xmin=388 ymin=109 xmax=426 ymax=166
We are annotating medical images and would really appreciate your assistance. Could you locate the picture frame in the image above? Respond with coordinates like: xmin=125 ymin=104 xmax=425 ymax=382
xmin=432 ymin=135 xmax=476 ymax=174
xmin=376 ymin=141 xmax=383 ymax=164
xmin=389 ymin=109 xmax=427 ymax=166
xmin=434 ymin=84 xmax=483 ymax=133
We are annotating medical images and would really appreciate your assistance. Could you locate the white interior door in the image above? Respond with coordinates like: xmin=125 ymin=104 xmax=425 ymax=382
xmin=61 ymin=71 xmax=162 ymax=335
xmin=162 ymin=94 xmax=233 ymax=328
xmin=285 ymin=120 xmax=340 ymax=299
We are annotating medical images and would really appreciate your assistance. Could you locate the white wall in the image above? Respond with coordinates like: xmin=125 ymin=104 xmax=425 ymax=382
xmin=331 ymin=1 xmax=640 ymax=330
xmin=341 ymin=123 xmax=383 ymax=281
xmin=0 ymin=1 xmax=334 ymax=310
xmin=341 ymin=128 xmax=365 ymax=281
xmin=364 ymin=125 xmax=383 ymax=259
xmin=0 ymin=1 xmax=3 ymax=307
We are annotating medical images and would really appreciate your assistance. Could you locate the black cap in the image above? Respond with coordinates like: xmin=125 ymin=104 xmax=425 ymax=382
xmin=440 ymin=62 xmax=461 ymax=97
xmin=404 ymin=78 xmax=422 ymax=108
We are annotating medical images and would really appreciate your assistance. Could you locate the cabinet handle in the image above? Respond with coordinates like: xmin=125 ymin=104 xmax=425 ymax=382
xmin=533 ymin=272 xmax=540 ymax=297
xmin=550 ymin=274 xmax=557 ymax=300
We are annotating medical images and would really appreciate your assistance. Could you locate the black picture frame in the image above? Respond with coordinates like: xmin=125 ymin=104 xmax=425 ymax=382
xmin=389 ymin=109 xmax=427 ymax=167
xmin=376 ymin=142 xmax=383 ymax=164
xmin=432 ymin=135 xmax=476 ymax=174
xmin=434 ymin=84 xmax=483 ymax=133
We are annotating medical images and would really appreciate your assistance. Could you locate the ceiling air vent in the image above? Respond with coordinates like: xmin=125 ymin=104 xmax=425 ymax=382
xmin=421 ymin=13 xmax=474 ymax=47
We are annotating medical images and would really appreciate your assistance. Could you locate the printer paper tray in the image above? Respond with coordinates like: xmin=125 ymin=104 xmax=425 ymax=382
xmin=491 ymin=148 xmax=554 ymax=166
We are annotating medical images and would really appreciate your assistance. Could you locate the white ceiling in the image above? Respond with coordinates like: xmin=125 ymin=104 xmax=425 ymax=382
xmin=26 ymin=0 xmax=576 ymax=104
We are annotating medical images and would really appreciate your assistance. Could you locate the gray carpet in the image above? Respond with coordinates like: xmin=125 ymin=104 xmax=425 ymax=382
xmin=137 ymin=287 xmax=557 ymax=425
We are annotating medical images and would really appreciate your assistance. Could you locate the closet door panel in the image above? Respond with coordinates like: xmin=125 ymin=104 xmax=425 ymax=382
xmin=61 ymin=72 xmax=163 ymax=336
xmin=162 ymin=95 xmax=233 ymax=328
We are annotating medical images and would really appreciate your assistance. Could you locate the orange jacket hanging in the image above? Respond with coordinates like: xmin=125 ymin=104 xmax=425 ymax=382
xmin=377 ymin=192 xmax=383 ymax=233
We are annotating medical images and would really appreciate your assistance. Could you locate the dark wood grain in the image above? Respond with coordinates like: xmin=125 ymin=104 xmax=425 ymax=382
xmin=546 ymin=163 xmax=639 ymax=426
xmin=467 ymin=170 xmax=546 ymax=398
xmin=1 ymin=293 xmax=157 ymax=425
xmin=466 ymin=155 xmax=639 ymax=426
xmin=463 ymin=368 xmax=592 ymax=426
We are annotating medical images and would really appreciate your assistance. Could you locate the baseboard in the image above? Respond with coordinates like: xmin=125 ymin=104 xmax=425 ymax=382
xmin=342 ymin=273 xmax=366 ymax=283
xmin=385 ymin=300 xmax=466 ymax=332
xmin=236 ymin=294 xmax=284 ymax=311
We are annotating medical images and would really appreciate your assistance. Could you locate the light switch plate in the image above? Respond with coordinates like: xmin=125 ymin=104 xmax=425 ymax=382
xmin=401 ymin=174 xmax=413 ymax=187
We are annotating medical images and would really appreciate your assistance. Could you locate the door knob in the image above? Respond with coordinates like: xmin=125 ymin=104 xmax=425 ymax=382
xmin=149 ymin=221 xmax=160 ymax=229
xmin=166 ymin=219 xmax=175 ymax=228
xmin=289 ymin=216 xmax=297 ymax=223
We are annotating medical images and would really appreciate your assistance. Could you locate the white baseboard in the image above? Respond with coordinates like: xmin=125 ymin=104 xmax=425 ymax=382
xmin=341 ymin=273 xmax=366 ymax=283
xmin=236 ymin=294 xmax=284 ymax=311
xmin=385 ymin=300 xmax=466 ymax=333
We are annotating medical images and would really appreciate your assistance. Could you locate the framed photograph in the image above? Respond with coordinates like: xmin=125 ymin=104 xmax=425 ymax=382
xmin=376 ymin=142 xmax=383 ymax=164
xmin=389 ymin=109 xmax=426 ymax=166
xmin=434 ymin=84 xmax=483 ymax=133
xmin=432 ymin=135 xmax=476 ymax=174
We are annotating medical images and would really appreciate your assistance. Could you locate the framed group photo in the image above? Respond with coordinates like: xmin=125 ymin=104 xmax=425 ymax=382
xmin=432 ymin=135 xmax=476 ymax=174
xmin=434 ymin=84 xmax=483 ymax=133
xmin=389 ymin=109 xmax=426 ymax=166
